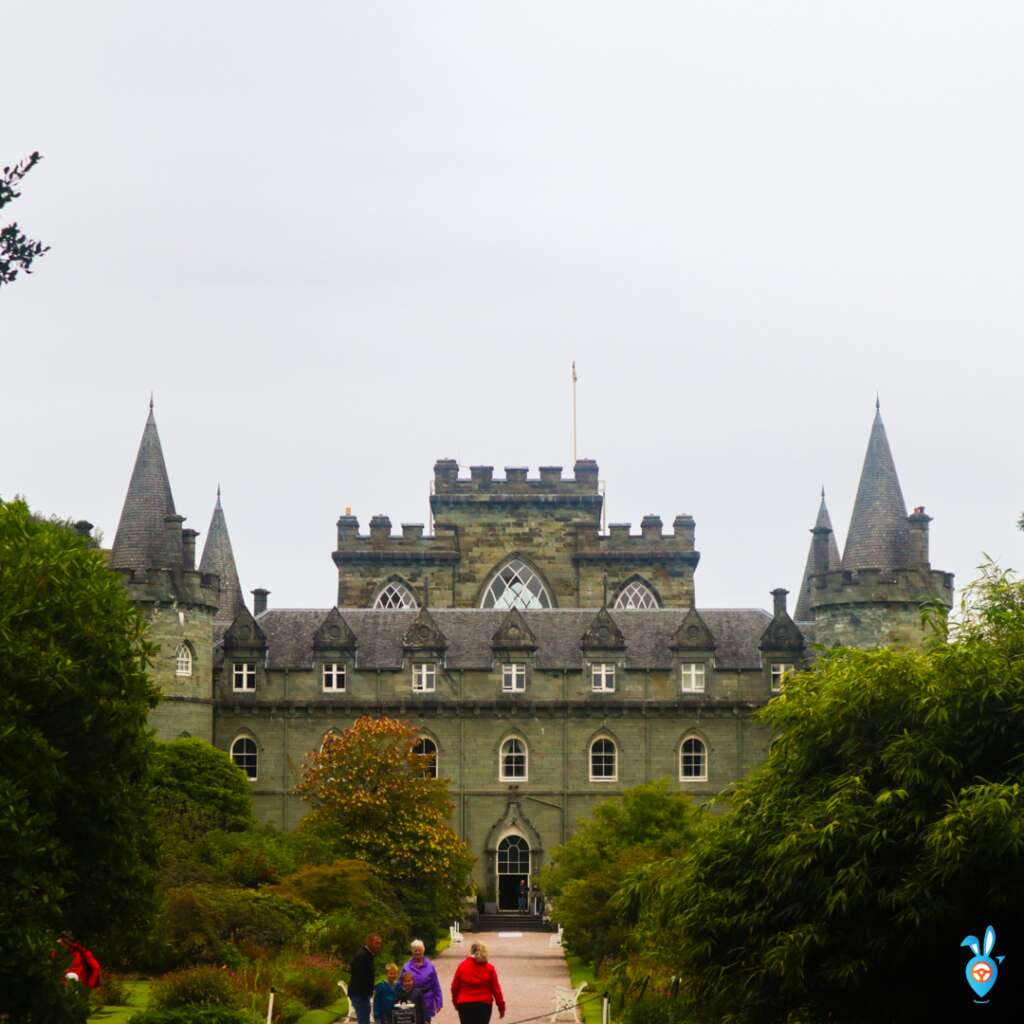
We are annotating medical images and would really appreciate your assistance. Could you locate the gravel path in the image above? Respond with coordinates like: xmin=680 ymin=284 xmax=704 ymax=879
xmin=430 ymin=931 xmax=575 ymax=1024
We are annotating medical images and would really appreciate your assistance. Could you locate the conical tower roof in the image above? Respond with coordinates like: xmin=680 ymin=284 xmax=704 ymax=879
xmin=842 ymin=402 xmax=910 ymax=571
xmin=109 ymin=399 xmax=177 ymax=572
xmin=794 ymin=489 xmax=842 ymax=621
xmin=199 ymin=486 xmax=245 ymax=624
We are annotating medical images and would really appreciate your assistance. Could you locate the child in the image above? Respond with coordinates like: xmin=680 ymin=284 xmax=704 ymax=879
xmin=374 ymin=962 xmax=400 ymax=1024
xmin=392 ymin=971 xmax=425 ymax=1024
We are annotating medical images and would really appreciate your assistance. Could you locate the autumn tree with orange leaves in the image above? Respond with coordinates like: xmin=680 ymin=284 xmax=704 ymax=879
xmin=296 ymin=717 xmax=473 ymax=936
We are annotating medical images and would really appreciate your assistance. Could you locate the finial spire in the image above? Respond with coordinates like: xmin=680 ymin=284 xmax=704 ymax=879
xmin=110 ymin=404 xmax=177 ymax=572
xmin=216 ymin=483 xmax=222 ymax=507
xmin=149 ymin=392 xmax=154 ymax=411
xmin=200 ymin=487 xmax=244 ymax=624
xmin=842 ymin=405 xmax=910 ymax=570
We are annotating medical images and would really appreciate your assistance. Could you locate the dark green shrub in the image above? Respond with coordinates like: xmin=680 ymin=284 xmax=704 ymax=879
xmin=281 ymin=963 xmax=337 ymax=1008
xmin=273 ymin=859 xmax=396 ymax=914
xmin=149 ymin=886 xmax=314 ymax=970
xmin=621 ymin=996 xmax=693 ymax=1024
xmin=150 ymin=965 xmax=244 ymax=1010
xmin=151 ymin=739 xmax=254 ymax=834
xmin=205 ymin=828 xmax=301 ymax=888
xmin=129 ymin=1009 xmax=258 ymax=1024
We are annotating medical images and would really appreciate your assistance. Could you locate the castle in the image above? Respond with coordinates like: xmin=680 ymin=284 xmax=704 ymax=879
xmin=107 ymin=399 xmax=952 ymax=905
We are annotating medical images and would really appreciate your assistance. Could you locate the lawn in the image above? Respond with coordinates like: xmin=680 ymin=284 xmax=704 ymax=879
xmin=89 ymin=980 xmax=150 ymax=1023
xmin=297 ymin=994 xmax=348 ymax=1024
xmin=565 ymin=954 xmax=608 ymax=1024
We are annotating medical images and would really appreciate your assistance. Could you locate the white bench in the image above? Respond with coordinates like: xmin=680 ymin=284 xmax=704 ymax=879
xmin=548 ymin=924 xmax=564 ymax=947
xmin=551 ymin=980 xmax=587 ymax=1023
xmin=449 ymin=920 xmax=464 ymax=944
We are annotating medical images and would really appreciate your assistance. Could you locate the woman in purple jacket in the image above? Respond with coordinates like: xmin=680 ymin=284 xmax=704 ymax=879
xmin=402 ymin=940 xmax=443 ymax=1023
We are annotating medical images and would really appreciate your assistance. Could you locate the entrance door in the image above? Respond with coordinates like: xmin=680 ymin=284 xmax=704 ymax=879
xmin=497 ymin=835 xmax=530 ymax=911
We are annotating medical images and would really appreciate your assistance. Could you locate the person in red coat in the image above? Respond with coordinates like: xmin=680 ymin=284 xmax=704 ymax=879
xmin=59 ymin=935 xmax=101 ymax=989
xmin=451 ymin=942 xmax=505 ymax=1024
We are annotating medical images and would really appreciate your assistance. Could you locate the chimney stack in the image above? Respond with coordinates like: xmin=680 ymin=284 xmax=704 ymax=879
xmin=181 ymin=528 xmax=198 ymax=571
xmin=163 ymin=514 xmax=185 ymax=569
xmin=811 ymin=525 xmax=833 ymax=577
xmin=771 ymin=588 xmax=789 ymax=616
xmin=252 ymin=588 xmax=270 ymax=615
xmin=907 ymin=507 xmax=932 ymax=569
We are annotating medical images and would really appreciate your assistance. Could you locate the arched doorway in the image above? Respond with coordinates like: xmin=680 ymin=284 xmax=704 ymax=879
xmin=497 ymin=835 xmax=530 ymax=911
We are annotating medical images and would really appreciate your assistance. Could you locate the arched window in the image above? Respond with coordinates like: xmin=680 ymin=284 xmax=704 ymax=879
xmin=231 ymin=736 xmax=258 ymax=781
xmin=497 ymin=835 xmax=530 ymax=874
xmin=481 ymin=559 xmax=552 ymax=610
xmin=413 ymin=736 xmax=438 ymax=779
xmin=500 ymin=737 xmax=528 ymax=780
xmin=374 ymin=581 xmax=418 ymax=609
xmin=614 ymin=580 xmax=659 ymax=609
xmin=175 ymin=643 xmax=193 ymax=676
xmin=680 ymin=736 xmax=707 ymax=781
xmin=590 ymin=737 xmax=617 ymax=781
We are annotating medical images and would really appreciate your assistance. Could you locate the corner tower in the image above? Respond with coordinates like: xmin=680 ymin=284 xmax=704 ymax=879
xmin=807 ymin=403 xmax=953 ymax=649
xmin=110 ymin=400 xmax=220 ymax=740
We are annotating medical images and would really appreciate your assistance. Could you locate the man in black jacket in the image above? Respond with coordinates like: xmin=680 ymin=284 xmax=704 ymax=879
xmin=349 ymin=933 xmax=383 ymax=1024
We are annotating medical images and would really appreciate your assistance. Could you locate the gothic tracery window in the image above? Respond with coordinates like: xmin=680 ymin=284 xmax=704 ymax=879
xmin=614 ymin=580 xmax=659 ymax=609
xmin=374 ymin=581 xmax=418 ymax=609
xmin=481 ymin=559 xmax=552 ymax=610
xmin=175 ymin=643 xmax=193 ymax=676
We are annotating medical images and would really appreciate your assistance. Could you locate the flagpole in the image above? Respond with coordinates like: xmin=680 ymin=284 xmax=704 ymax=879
xmin=571 ymin=361 xmax=577 ymax=465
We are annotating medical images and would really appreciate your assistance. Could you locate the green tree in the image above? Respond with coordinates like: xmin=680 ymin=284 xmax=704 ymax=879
xmin=619 ymin=565 xmax=1024 ymax=1024
xmin=1 ymin=152 xmax=49 ymax=286
xmin=0 ymin=499 xmax=159 ymax=1023
xmin=296 ymin=716 xmax=473 ymax=940
xmin=541 ymin=780 xmax=701 ymax=970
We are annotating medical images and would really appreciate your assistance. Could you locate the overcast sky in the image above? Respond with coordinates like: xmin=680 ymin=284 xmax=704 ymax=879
xmin=4 ymin=1 xmax=1023 ymax=612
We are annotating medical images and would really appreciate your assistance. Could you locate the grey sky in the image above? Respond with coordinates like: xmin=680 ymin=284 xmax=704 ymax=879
xmin=4 ymin=1 xmax=1022 ymax=612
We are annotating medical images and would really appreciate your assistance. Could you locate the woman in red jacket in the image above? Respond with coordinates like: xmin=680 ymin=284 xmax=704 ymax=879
xmin=451 ymin=942 xmax=506 ymax=1024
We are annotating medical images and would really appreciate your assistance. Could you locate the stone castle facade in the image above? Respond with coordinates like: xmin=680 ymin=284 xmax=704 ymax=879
xmin=106 ymin=400 xmax=952 ymax=905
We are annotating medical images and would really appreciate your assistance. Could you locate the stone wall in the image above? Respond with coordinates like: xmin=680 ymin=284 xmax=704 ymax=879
xmin=213 ymin=661 xmax=778 ymax=891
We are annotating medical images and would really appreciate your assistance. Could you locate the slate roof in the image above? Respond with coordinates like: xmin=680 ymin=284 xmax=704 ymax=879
xmin=199 ymin=488 xmax=245 ymax=624
xmin=842 ymin=403 xmax=911 ymax=571
xmin=241 ymin=607 xmax=775 ymax=671
xmin=794 ymin=489 xmax=842 ymax=622
xmin=109 ymin=401 xmax=177 ymax=572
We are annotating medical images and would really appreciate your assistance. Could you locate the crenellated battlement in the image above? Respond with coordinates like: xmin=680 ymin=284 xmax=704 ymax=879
xmin=431 ymin=459 xmax=602 ymax=502
xmin=114 ymin=565 xmax=221 ymax=610
xmin=810 ymin=566 xmax=953 ymax=608
xmin=574 ymin=513 xmax=700 ymax=568
xmin=334 ymin=514 xmax=459 ymax=563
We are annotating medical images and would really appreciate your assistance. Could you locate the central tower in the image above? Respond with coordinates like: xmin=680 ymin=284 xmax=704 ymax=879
xmin=332 ymin=459 xmax=700 ymax=609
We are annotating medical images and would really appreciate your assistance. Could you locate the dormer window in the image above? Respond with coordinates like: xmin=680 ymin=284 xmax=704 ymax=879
xmin=502 ymin=663 xmax=526 ymax=692
xmin=322 ymin=663 xmax=346 ymax=692
xmin=680 ymin=662 xmax=706 ymax=693
xmin=481 ymin=558 xmax=553 ymax=610
xmin=232 ymin=662 xmax=256 ymax=692
xmin=412 ymin=663 xmax=436 ymax=693
xmin=591 ymin=663 xmax=616 ymax=692
xmin=770 ymin=663 xmax=795 ymax=692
